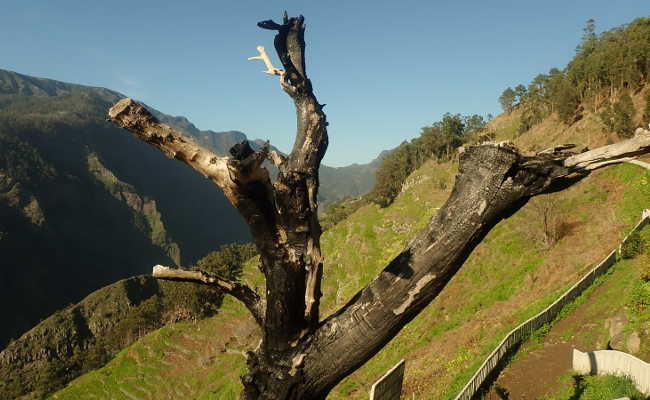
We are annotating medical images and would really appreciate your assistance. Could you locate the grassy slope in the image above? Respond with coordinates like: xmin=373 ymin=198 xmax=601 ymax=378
xmin=490 ymin=167 xmax=650 ymax=399
xmin=541 ymin=250 xmax=650 ymax=399
xmin=52 ymin=93 xmax=650 ymax=399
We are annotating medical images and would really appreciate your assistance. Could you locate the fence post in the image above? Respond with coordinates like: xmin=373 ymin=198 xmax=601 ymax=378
xmin=370 ymin=360 xmax=406 ymax=400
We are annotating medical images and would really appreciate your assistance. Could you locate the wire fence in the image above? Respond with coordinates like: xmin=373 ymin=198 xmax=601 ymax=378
xmin=453 ymin=210 xmax=650 ymax=400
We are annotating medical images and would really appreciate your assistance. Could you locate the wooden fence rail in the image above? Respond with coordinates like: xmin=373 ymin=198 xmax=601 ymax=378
xmin=453 ymin=210 xmax=650 ymax=400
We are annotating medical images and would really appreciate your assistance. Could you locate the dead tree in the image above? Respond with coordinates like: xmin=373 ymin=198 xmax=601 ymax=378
xmin=108 ymin=13 xmax=650 ymax=400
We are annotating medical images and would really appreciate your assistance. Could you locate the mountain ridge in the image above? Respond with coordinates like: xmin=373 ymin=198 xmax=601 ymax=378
xmin=0 ymin=67 xmax=381 ymax=204
xmin=0 ymin=68 xmax=251 ymax=350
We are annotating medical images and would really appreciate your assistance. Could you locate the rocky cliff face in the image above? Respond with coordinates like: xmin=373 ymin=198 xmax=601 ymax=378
xmin=86 ymin=152 xmax=181 ymax=265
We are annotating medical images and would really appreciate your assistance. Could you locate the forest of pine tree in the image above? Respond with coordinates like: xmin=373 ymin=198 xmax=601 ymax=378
xmin=499 ymin=17 xmax=650 ymax=133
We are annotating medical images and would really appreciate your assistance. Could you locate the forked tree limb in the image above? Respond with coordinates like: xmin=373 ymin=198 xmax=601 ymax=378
xmin=247 ymin=45 xmax=284 ymax=76
xmin=258 ymin=14 xmax=328 ymax=173
xmin=152 ymin=265 xmax=265 ymax=327
xmin=109 ymin=14 xmax=330 ymax=358
xmin=255 ymin=14 xmax=329 ymax=347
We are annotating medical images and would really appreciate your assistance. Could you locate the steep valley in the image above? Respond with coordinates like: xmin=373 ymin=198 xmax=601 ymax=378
xmin=0 ymin=69 xmax=250 ymax=349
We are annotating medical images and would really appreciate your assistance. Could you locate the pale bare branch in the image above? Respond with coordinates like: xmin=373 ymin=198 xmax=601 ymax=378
xmin=248 ymin=46 xmax=284 ymax=76
xmin=564 ymin=131 xmax=650 ymax=171
xmin=108 ymin=98 xmax=233 ymax=189
xmin=268 ymin=149 xmax=286 ymax=167
xmin=152 ymin=265 xmax=265 ymax=326
xmin=108 ymin=98 xmax=276 ymax=234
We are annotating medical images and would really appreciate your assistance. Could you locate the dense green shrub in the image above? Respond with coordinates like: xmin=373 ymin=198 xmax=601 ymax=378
xmin=621 ymin=230 xmax=644 ymax=259
xmin=576 ymin=374 xmax=645 ymax=400
xmin=193 ymin=242 xmax=257 ymax=279
xmin=548 ymin=374 xmax=646 ymax=400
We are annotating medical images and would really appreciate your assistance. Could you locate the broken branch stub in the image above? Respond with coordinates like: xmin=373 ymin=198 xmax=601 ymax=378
xmin=248 ymin=45 xmax=284 ymax=76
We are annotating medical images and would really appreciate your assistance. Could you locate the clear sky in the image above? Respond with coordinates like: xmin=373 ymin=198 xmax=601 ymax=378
xmin=2 ymin=1 xmax=648 ymax=166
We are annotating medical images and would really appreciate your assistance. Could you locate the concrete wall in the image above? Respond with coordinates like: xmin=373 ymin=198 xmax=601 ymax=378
xmin=573 ymin=349 xmax=650 ymax=395
xmin=453 ymin=211 xmax=650 ymax=400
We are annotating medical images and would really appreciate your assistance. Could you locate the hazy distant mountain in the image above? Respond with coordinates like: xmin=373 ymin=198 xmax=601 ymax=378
xmin=150 ymin=107 xmax=382 ymax=205
xmin=319 ymin=152 xmax=387 ymax=204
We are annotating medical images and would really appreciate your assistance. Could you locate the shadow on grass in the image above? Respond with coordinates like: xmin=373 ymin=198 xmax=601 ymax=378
xmin=568 ymin=375 xmax=586 ymax=400
xmin=474 ymin=341 xmax=523 ymax=399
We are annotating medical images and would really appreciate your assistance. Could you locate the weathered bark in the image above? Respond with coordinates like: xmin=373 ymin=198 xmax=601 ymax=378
xmin=107 ymin=13 xmax=650 ymax=400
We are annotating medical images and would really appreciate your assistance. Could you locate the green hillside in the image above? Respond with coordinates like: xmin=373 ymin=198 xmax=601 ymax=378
xmin=487 ymin=223 xmax=650 ymax=399
xmin=0 ymin=275 xmax=222 ymax=400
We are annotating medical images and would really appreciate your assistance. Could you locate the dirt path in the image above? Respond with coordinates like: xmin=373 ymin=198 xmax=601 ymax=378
xmin=484 ymin=268 xmax=622 ymax=400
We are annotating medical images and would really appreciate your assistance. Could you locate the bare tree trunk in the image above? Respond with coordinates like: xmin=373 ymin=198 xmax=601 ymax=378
xmin=107 ymin=13 xmax=650 ymax=400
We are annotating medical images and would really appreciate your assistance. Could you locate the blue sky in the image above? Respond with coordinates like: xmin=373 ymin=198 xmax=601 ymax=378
xmin=2 ymin=1 xmax=648 ymax=166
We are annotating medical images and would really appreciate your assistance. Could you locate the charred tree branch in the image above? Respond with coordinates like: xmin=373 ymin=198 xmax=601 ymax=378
xmin=293 ymin=132 xmax=650 ymax=397
xmin=152 ymin=265 xmax=265 ymax=326
xmin=254 ymin=14 xmax=329 ymax=351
